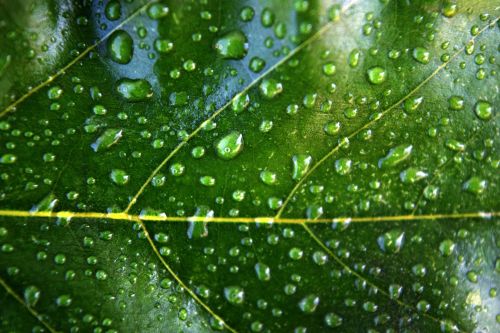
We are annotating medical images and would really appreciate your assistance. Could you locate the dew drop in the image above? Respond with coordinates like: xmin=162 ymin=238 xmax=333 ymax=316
xmin=24 ymin=286 xmax=41 ymax=307
xmin=107 ymin=30 xmax=133 ymax=64
xmin=105 ymin=0 xmax=121 ymax=20
xmin=403 ymin=96 xmax=423 ymax=113
xmin=116 ymin=78 xmax=153 ymax=102
xmin=463 ymin=176 xmax=487 ymax=194
xmin=292 ymin=154 xmax=312 ymax=180
xmin=215 ymin=131 xmax=244 ymax=160
xmin=110 ymin=169 xmax=129 ymax=185
xmin=399 ymin=167 xmax=428 ymax=183
xmin=377 ymin=229 xmax=405 ymax=253
xmin=224 ymin=286 xmax=244 ymax=305
xmin=412 ymin=47 xmax=431 ymax=64
xmin=378 ymin=144 xmax=413 ymax=168
xmin=442 ymin=3 xmax=458 ymax=18
xmin=91 ymin=129 xmax=123 ymax=152
xmin=325 ymin=312 xmax=343 ymax=327
xmin=474 ymin=101 xmax=492 ymax=120
xmin=298 ymin=294 xmax=319 ymax=313
xmin=254 ymin=262 xmax=271 ymax=281
xmin=259 ymin=79 xmax=283 ymax=99
xmin=367 ymin=66 xmax=387 ymax=84
xmin=214 ymin=31 xmax=248 ymax=60
xmin=448 ymin=96 xmax=464 ymax=110
xmin=439 ymin=239 xmax=456 ymax=257
xmin=187 ymin=206 xmax=213 ymax=239
xmin=335 ymin=158 xmax=352 ymax=175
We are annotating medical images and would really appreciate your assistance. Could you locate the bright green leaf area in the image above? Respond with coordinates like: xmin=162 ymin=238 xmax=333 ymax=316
xmin=0 ymin=0 xmax=499 ymax=332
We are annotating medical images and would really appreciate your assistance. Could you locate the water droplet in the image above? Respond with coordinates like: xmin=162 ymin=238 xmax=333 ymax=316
xmin=107 ymin=30 xmax=133 ymax=64
xmin=47 ymin=86 xmax=63 ymax=100
xmin=403 ymin=96 xmax=423 ymax=113
xmin=116 ymin=78 xmax=153 ymax=102
xmin=31 ymin=194 xmax=58 ymax=213
xmin=187 ymin=206 xmax=213 ymax=239
xmin=259 ymin=79 xmax=283 ymax=99
xmin=367 ymin=66 xmax=387 ymax=84
xmin=412 ymin=47 xmax=431 ymax=64
xmin=91 ymin=129 xmax=123 ymax=152
xmin=0 ymin=154 xmax=17 ymax=164
xmin=325 ymin=312 xmax=343 ymax=327
xmin=474 ymin=101 xmax=492 ymax=120
xmin=439 ymin=239 xmax=455 ymax=257
xmin=232 ymin=93 xmax=250 ymax=114
xmin=147 ymin=3 xmax=169 ymax=19
xmin=224 ymin=286 xmax=244 ymax=305
xmin=335 ymin=158 xmax=352 ymax=175
xmin=322 ymin=62 xmax=336 ymax=76
xmin=324 ymin=121 xmax=341 ymax=135
xmin=56 ymin=295 xmax=72 ymax=307
xmin=215 ymin=131 xmax=244 ymax=160
xmin=24 ymin=286 xmax=41 ymax=307
xmin=378 ymin=144 xmax=413 ymax=169
xmin=445 ymin=139 xmax=465 ymax=152
xmin=261 ymin=8 xmax=275 ymax=27
xmin=105 ymin=0 xmax=121 ymax=20
xmin=292 ymin=154 xmax=312 ymax=180
xmin=448 ymin=96 xmax=464 ymax=110
xmin=298 ymin=294 xmax=319 ymax=313
xmin=377 ymin=229 xmax=405 ymax=253
xmin=442 ymin=3 xmax=458 ymax=18
xmin=214 ymin=31 xmax=248 ymax=60
xmin=110 ymin=169 xmax=129 ymax=185
xmin=463 ymin=176 xmax=487 ymax=194
xmin=260 ymin=170 xmax=277 ymax=185
xmin=254 ymin=262 xmax=271 ymax=281
xmin=200 ymin=175 xmax=215 ymax=187
xmin=400 ymin=167 xmax=428 ymax=183
xmin=348 ymin=49 xmax=360 ymax=68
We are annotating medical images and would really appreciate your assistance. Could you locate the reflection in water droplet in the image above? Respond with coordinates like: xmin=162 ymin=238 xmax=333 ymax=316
xmin=116 ymin=78 xmax=153 ymax=102
xmin=292 ymin=154 xmax=312 ymax=180
xmin=214 ymin=31 xmax=248 ymax=60
xmin=378 ymin=144 xmax=413 ymax=168
xmin=107 ymin=30 xmax=133 ymax=64
xmin=367 ymin=66 xmax=386 ymax=84
xmin=215 ymin=131 xmax=244 ymax=160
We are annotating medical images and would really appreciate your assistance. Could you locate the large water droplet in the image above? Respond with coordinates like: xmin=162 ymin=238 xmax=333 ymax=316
xmin=367 ymin=66 xmax=386 ymax=84
xmin=24 ymin=286 xmax=41 ymax=307
xmin=412 ymin=47 xmax=431 ymax=64
xmin=91 ymin=129 xmax=123 ymax=152
xmin=107 ymin=30 xmax=133 ymax=64
xmin=377 ymin=229 xmax=405 ymax=253
xmin=259 ymin=79 xmax=283 ymax=99
xmin=254 ymin=262 xmax=271 ymax=281
xmin=116 ymin=78 xmax=153 ymax=102
xmin=214 ymin=31 xmax=248 ymax=60
xmin=187 ymin=206 xmax=213 ymax=239
xmin=463 ymin=177 xmax=487 ymax=194
xmin=335 ymin=158 xmax=352 ymax=175
xmin=292 ymin=154 xmax=312 ymax=180
xmin=105 ymin=0 xmax=121 ymax=20
xmin=298 ymin=294 xmax=319 ymax=313
xmin=378 ymin=144 xmax=413 ymax=168
xmin=215 ymin=131 xmax=244 ymax=160
xmin=474 ymin=101 xmax=492 ymax=120
xmin=224 ymin=286 xmax=244 ymax=305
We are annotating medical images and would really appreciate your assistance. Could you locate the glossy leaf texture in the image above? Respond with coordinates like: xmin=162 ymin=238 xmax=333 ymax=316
xmin=0 ymin=0 xmax=499 ymax=332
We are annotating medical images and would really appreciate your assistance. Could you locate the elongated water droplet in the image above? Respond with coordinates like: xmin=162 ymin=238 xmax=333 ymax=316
xmin=378 ymin=144 xmax=413 ymax=168
xmin=292 ymin=154 xmax=312 ymax=180
xmin=214 ymin=31 xmax=248 ymax=59
xmin=400 ymin=167 xmax=428 ymax=183
xmin=187 ymin=206 xmax=213 ymax=239
xmin=463 ymin=177 xmax=487 ymax=194
xmin=215 ymin=131 xmax=244 ymax=160
xmin=105 ymin=0 xmax=121 ymax=20
xmin=348 ymin=49 xmax=360 ymax=68
xmin=254 ymin=262 xmax=271 ymax=281
xmin=24 ymin=286 xmax=41 ymax=307
xmin=31 ymin=194 xmax=58 ymax=213
xmin=116 ymin=78 xmax=153 ymax=102
xmin=91 ymin=129 xmax=123 ymax=152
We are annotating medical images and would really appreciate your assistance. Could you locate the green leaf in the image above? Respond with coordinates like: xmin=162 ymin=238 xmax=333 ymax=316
xmin=0 ymin=0 xmax=499 ymax=332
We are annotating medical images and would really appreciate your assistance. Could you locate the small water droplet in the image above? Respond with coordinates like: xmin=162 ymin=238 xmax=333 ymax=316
xmin=474 ymin=101 xmax=492 ymax=120
xmin=254 ymin=262 xmax=271 ymax=281
xmin=224 ymin=286 xmax=244 ymax=305
xmin=24 ymin=286 xmax=41 ymax=307
xmin=298 ymin=294 xmax=319 ymax=313
xmin=377 ymin=229 xmax=405 ymax=253
xmin=292 ymin=154 xmax=312 ymax=180
xmin=110 ymin=169 xmax=129 ymax=185
xmin=116 ymin=78 xmax=153 ymax=102
xmin=91 ymin=129 xmax=123 ymax=152
xmin=412 ymin=47 xmax=431 ymax=64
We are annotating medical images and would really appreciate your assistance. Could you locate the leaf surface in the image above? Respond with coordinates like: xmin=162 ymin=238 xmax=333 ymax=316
xmin=0 ymin=0 xmax=499 ymax=332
